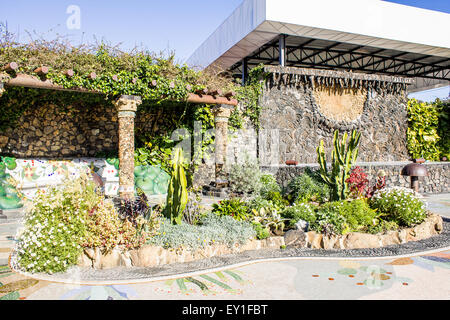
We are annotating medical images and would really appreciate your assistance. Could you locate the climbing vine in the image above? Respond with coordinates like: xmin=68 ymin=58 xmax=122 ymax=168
xmin=0 ymin=29 xmax=268 ymax=172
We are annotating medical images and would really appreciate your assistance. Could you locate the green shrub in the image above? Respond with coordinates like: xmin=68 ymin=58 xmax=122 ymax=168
xmin=370 ymin=187 xmax=427 ymax=226
xmin=436 ymin=99 xmax=450 ymax=159
xmin=287 ymin=169 xmax=330 ymax=203
xmin=406 ymin=99 xmax=440 ymax=161
xmin=367 ymin=219 xmax=399 ymax=234
xmin=212 ymin=198 xmax=250 ymax=221
xmin=228 ymin=155 xmax=262 ymax=195
xmin=16 ymin=176 xmax=93 ymax=273
xmin=259 ymin=173 xmax=281 ymax=196
xmin=147 ymin=213 xmax=256 ymax=250
xmin=252 ymin=222 xmax=270 ymax=240
xmin=280 ymin=203 xmax=316 ymax=228
xmin=311 ymin=199 xmax=377 ymax=235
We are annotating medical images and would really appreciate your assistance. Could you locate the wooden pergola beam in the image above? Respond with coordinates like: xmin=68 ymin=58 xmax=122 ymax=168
xmin=2 ymin=73 xmax=238 ymax=105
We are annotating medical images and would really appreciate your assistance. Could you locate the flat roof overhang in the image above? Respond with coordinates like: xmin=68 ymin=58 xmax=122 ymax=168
xmin=187 ymin=0 xmax=450 ymax=85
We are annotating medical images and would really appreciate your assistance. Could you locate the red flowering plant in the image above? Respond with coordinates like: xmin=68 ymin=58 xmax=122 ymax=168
xmin=346 ymin=167 xmax=387 ymax=199
xmin=366 ymin=170 xmax=387 ymax=199
xmin=346 ymin=166 xmax=369 ymax=198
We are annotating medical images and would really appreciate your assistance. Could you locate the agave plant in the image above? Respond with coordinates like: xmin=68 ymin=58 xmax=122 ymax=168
xmin=251 ymin=207 xmax=287 ymax=233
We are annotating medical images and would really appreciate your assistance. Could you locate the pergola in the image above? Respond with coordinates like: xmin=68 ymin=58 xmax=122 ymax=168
xmin=187 ymin=0 xmax=450 ymax=90
xmin=0 ymin=67 xmax=238 ymax=199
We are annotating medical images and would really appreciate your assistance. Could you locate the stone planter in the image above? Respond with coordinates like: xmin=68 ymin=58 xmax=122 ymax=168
xmin=295 ymin=213 xmax=443 ymax=250
xmin=78 ymin=236 xmax=285 ymax=269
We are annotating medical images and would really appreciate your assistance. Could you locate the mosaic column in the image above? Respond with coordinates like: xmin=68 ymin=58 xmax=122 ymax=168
xmin=114 ymin=95 xmax=142 ymax=199
xmin=212 ymin=105 xmax=233 ymax=183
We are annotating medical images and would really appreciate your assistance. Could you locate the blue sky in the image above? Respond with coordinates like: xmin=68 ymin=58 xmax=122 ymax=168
xmin=1 ymin=1 xmax=449 ymax=62
xmin=1 ymin=0 xmax=448 ymax=100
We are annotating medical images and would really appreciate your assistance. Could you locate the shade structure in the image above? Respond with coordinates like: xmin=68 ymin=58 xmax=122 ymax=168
xmin=187 ymin=0 xmax=450 ymax=90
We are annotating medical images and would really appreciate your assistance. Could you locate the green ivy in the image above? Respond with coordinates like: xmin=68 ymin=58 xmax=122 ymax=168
xmin=406 ymin=99 xmax=441 ymax=161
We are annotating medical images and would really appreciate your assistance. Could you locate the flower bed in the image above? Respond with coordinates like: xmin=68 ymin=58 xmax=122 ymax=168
xmin=11 ymin=131 xmax=447 ymax=275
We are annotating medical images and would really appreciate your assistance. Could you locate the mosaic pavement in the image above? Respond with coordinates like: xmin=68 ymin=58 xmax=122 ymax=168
xmin=0 ymin=250 xmax=449 ymax=300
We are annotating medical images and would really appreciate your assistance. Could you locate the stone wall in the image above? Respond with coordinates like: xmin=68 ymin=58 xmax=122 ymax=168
xmin=258 ymin=66 xmax=412 ymax=164
xmin=0 ymin=100 xmax=182 ymax=158
xmin=261 ymin=162 xmax=450 ymax=195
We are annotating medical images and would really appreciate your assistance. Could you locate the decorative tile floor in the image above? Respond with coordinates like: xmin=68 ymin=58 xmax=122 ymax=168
xmin=1 ymin=250 xmax=449 ymax=300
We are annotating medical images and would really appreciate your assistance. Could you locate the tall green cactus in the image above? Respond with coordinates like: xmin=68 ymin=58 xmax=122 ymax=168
xmin=317 ymin=130 xmax=361 ymax=201
xmin=164 ymin=148 xmax=188 ymax=225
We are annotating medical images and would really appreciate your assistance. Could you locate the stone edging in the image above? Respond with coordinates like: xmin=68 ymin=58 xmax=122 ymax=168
xmin=77 ymin=237 xmax=285 ymax=270
xmin=288 ymin=213 xmax=443 ymax=250
xmin=77 ymin=213 xmax=443 ymax=269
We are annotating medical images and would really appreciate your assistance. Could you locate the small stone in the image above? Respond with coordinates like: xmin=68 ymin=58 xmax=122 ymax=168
xmin=284 ymin=229 xmax=306 ymax=247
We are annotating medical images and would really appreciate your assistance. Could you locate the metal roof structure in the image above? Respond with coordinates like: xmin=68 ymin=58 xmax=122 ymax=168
xmin=187 ymin=0 xmax=450 ymax=89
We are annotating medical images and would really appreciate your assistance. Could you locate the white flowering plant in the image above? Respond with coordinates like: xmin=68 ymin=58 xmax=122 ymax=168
xmin=370 ymin=187 xmax=427 ymax=227
xmin=16 ymin=176 xmax=94 ymax=274
xmin=16 ymin=174 xmax=157 ymax=274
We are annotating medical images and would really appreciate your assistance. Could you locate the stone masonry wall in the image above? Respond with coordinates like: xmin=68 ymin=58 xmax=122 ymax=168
xmin=261 ymin=162 xmax=450 ymax=195
xmin=259 ymin=66 xmax=412 ymax=164
xmin=0 ymin=102 xmax=180 ymax=158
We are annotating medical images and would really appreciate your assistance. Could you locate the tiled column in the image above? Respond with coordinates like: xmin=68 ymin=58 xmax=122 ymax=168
xmin=114 ymin=95 xmax=142 ymax=199
xmin=212 ymin=105 xmax=233 ymax=183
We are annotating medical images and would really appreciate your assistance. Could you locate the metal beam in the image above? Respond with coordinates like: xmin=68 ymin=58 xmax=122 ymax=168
xmin=279 ymin=35 xmax=286 ymax=67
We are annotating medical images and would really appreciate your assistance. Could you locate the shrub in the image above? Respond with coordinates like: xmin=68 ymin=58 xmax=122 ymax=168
xmin=83 ymin=199 xmax=149 ymax=251
xmin=367 ymin=219 xmax=399 ymax=234
xmin=212 ymin=198 xmax=250 ymax=221
xmin=280 ymin=203 xmax=316 ymax=228
xmin=147 ymin=213 xmax=256 ymax=250
xmin=228 ymin=155 xmax=262 ymax=195
xmin=259 ymin=173 xmax=281 ymax=197
xmin=287 ymin=169 xmax=330 ymax=203
xmin=182 ymin=189 xmax=204 ymax=225
xmin=370 ymin=187 xmax=427 ymax=226
xmin=16 ymin=174 xmax=156 ymax=274
xmin=16 ymin=176 xmax=95 ymax=273
xmin=436 ymin=99 xmax=450 ymax=159
xmin=311 ymin=199 xmax=377 ymax=235
xmin=406 ymin=99 xmax=440 ymax=161
xmin=252 ymin=221 xmax=270 ymax=240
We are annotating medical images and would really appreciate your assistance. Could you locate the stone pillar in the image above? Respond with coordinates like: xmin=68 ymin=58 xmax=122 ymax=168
xmin=114 ymin=95 xmax=142 ymax=199
xmin=212 ymin=105 xmax=232 ymax=183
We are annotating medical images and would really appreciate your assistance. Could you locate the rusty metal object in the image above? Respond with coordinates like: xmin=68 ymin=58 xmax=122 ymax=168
xmin=34 ymin=66 xmax=49 ymax=75
xmin=401 ymin=162 xmax=428 ymax=192
xmin=224 ymin=91 xmax=236 ymax=98
xmin=285 ymin=160 xmax=298 ymax=166
xmin=64 ymin=69 xmax=74 ymax=77
xmin=187 ymin=92 xmax=238 ymax=106
xmin=195 ymin=88 xmax=208 ymax=95
xmin=2 ymin=62 xmax=18 ymax=72
xmin=209 ymin=89 xmax=223 ymax=96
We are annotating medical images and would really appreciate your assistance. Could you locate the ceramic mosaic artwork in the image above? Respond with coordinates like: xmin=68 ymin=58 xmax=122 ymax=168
xmin=0 ymin=157 xmax=170 ymax=209
xmin=1 ymin=250 xmax=448 ymax=300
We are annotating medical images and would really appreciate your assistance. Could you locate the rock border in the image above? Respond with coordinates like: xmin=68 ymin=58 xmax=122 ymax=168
xmin=78 ymin=237 xmax=285 ymax=270
xmin=285 ymin=213 xmax=443 ymax=250
xmin=77 ymin=213 xmax=443 ymax=270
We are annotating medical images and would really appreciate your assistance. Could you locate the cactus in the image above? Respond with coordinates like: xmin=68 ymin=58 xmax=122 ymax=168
xmin=317 ymin=130 xmax=361 ymax=201
xmin=164 ymin=148 xmax=188 ymax=225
